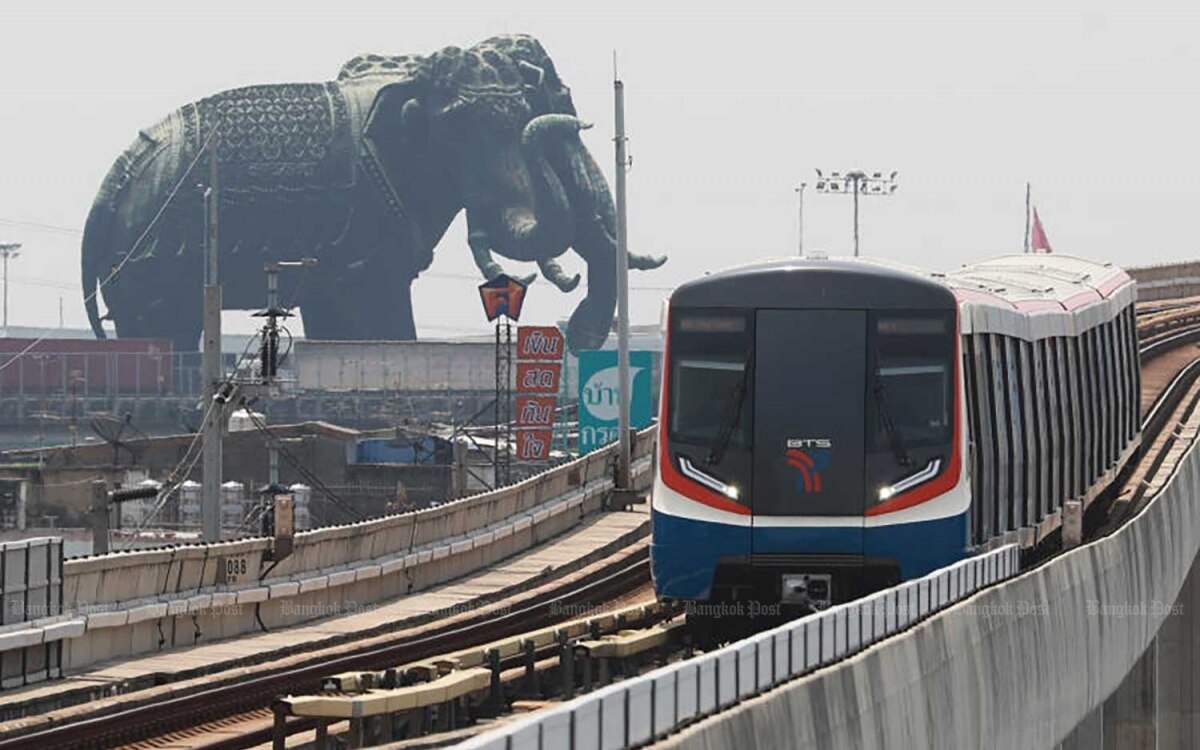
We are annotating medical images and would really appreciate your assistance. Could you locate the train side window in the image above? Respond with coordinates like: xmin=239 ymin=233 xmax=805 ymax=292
xmin=964 ymin=336 xmax=985 ymax=545
xmin=1128 ymin=306 xmax=1142 ymax=436
xmin=988 ymin=334 xmax=1012 ymax=532
xmin=969 ymin=333 xmax=997 ymax=544
xmin=1085 ymin=329 xmax=1101 ymax=483
xmin=1027 ymin=340 xmax=1048 ymax=522
xmin=1042 ymin=338 xmax=1063 ymax=514
xmin=1101 ymin=320 xmax=1117 ymax=467
xmin=1063 ymin=338 xmax=1082 ymax=499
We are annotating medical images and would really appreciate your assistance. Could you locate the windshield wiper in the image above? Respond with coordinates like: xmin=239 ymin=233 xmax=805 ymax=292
xmin=706 ymin=349 xmax=754 ymax=466
xmin=873 ymin=356 xmax=913 ymax=468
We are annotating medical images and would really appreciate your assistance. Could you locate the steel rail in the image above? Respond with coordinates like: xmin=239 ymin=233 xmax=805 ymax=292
xmin=15 ymin=309 xmax=1200 ymax=750
xmin=0 ymin=550 xmax=650 ymax=750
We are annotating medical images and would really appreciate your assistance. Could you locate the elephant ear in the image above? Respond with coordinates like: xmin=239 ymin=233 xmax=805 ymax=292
xmin=363 ymin=81 xmax=426 ymax=156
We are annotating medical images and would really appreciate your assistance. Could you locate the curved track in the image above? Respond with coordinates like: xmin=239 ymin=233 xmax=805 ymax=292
xmin=9 ymin=303 xmax=1200 ymax=750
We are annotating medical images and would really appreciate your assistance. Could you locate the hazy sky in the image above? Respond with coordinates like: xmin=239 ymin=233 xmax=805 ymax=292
xmin=2 ymin=0 xmax=1197 ymax=339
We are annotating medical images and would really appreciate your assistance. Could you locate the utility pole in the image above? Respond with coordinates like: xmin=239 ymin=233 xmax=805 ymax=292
xmin=814 ymin=169 xmax=899 ymax=257
xmin=201 ymin=134 xmax=223 ymax=543
xmin=795 ymin=184 xmax=807 ymax=256
xmin=0 ymin=243 xmax=22 ymax=331
xmin=613 ymin=58 xmax=632 ymax=491
xmin=259 ymin=259 xmax=315 ymax=487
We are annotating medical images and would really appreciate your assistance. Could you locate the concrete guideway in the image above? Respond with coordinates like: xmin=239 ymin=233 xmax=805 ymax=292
xmin=646 ymin=402 xmax=1200 ymax=748
xmin=0 ymin=474 xmax=653 ymax=727
xmin=0 ymin=428 xmax=655 ymax=682
xmin=0 ymin=507 xmax=649 ymax=736
xmin=460 ymin=545 xmax=1021 ymax=750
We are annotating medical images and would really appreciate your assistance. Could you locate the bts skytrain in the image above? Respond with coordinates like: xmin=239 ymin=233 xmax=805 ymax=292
xmin=651 ymin=254 xmax=1139 ymax=610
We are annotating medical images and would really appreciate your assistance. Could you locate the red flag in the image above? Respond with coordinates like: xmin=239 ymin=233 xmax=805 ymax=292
xmin=1031 ymin=208 xmax=1053 ymax=254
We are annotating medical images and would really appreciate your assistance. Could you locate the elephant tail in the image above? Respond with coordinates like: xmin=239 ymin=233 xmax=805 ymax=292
xmin=81 ymin=200 xmax=111 ymax=340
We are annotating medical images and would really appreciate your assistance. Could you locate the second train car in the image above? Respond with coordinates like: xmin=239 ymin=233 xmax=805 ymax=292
xmin=651 ymin=254 xmax=1139 ymax=610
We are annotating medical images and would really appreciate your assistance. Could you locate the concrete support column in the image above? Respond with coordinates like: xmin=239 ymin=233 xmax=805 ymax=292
xmin=1102 ymin=641 xmax=1155 ymax=749
xmin=1154 ymin=552 xmax=1200 ymax=748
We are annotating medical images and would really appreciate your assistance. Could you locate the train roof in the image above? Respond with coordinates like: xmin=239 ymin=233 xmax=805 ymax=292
xmin=671 ymin=256 xmax=956 ymax=310
xmin=674 ymin=254 xmax=1134 ymax=341
xmin=877 ymin=254 xmax=1135 ymax=339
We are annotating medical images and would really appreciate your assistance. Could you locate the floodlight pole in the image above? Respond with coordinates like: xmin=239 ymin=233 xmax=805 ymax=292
xmin=795 ymin=184 xmax=807 ymax=256
xmin=849 ymin=172 xmax=863 ymax=257
xmin=614 ymin=60 xmax=632 ymax=491
xmin=0 ymin=243 xmax=22 ymax=331
xmin=814 ymin=169 xmax=897 ymax=257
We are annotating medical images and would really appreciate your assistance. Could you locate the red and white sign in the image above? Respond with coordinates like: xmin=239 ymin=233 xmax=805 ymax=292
xmin=517 ymin=326 xmax=565 ymax=361
xmin=516 ymin=429 xmax=553 ymax=461
xmin=516 ymin=395 xmax=557 ymax=427
xmin=516 ymin=362 xmax=562 ymax=394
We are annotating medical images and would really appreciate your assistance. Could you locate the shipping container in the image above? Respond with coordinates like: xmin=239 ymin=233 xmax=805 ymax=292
xmin=0 ymin=338 xmax=175 ymax=395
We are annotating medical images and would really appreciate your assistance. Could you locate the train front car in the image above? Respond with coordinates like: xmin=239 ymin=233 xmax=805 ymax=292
xmin=651 ymin=258 xmax=968 ymax=614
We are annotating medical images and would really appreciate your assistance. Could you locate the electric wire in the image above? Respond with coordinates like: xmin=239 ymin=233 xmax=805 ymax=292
xmin=245 ymin=410 xmax=364 ymax=523
xmin=0 ymin=127 xmax=221 ymax=373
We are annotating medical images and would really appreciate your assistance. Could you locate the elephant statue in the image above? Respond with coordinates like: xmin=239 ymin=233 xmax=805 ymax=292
xmin=80 ymin=34 xmax=665 ymax=354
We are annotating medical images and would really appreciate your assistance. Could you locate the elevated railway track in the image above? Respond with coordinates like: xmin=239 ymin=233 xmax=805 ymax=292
xmin=4 ymin=298 xmax=1200 ymax=750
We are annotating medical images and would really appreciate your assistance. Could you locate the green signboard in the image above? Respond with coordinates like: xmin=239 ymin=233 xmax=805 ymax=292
xmin=578 ymin=350 xmax=654 ymax=454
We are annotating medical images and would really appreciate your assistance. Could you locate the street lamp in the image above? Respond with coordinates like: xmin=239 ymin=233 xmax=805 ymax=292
xmin=0 ymin=243 xmax=22 ymax=331
xmin=794 ymin=183 xmax=808 ymax=256
xmin=814 ymin=170 xmax=899 ymax=256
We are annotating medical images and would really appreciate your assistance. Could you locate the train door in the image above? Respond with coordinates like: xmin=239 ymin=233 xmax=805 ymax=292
xmin=751 ymin=310 xmax=867 ymax=555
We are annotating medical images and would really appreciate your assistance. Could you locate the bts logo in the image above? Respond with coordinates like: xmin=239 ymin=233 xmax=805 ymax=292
xmin=516 ymin=429 xmax=553 ymax=460
xmin=517 ymin=362 xmax=562 ymax=393
xmin=517 ymin=327 xmax=565 ymax=361
xmin=786 ymin=441 xmax=832 ymax=494
xmin=516 ymin=396 xmax=557 ymax=427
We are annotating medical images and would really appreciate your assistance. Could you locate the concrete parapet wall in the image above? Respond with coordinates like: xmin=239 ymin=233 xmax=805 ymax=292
xmin=1130 ymin=261 xmax=1200 ymax=302
xmin=660 ymin=429 xmax=1200 ymax=748
xmin=1 ymin=430 xmax=655 ymax=675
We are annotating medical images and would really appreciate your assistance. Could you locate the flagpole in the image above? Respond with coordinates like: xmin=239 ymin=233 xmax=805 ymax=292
xmin=1024 ymin=182 xmax=1031 ymax=254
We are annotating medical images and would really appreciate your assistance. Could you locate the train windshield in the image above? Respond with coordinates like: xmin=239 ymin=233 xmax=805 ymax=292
xmin=866 ymin=312 xmax=955 ymax=494
xmin=667 ymin=310 xmax=754 ymax=501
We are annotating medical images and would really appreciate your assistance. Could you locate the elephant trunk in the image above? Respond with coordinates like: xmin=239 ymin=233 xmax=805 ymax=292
xmin=554 ymin=136 xmax=668 ymax=352
xmin=485 ymin=114 xmax=586 ymax=262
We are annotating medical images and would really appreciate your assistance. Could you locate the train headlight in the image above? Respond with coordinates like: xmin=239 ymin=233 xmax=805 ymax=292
xmin=679 ymin=456 xmax=741 ymax=500
xmin=877 ymin=458 xmax=943 ymax=503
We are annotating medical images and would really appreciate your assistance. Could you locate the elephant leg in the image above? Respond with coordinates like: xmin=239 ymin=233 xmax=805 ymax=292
xmin=115 ymin=297 xmax=202 ymax=352
xmin=299 ymin=292 xmax=360 ymax=340
xmin=537 ymin=257 xmax=580 ymax=292
xmin=301 ymin=264 xmax=416 ymax=342
xmin=375 ymin=280 xmax=417 ymax=340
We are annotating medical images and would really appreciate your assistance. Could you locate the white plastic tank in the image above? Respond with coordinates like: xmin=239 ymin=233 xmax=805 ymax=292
xmin=289 ymin=483 xmax=312 ymax=531
xmin=226 ymin=409 xmax=265 ymax=433
xmin=179 ymin=480 xmax=202 ymax=530
xmin=221 ymin=481 xmax=246 ymax=535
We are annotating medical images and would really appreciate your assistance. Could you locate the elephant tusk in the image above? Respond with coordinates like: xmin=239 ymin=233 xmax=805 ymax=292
xmin=538 ymin=257 xmax=581 ymax=293
xmin=521 ymin=114 xmax=589 ymax=149
xmin=629 ymin=252 xmax=668 ymax=271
